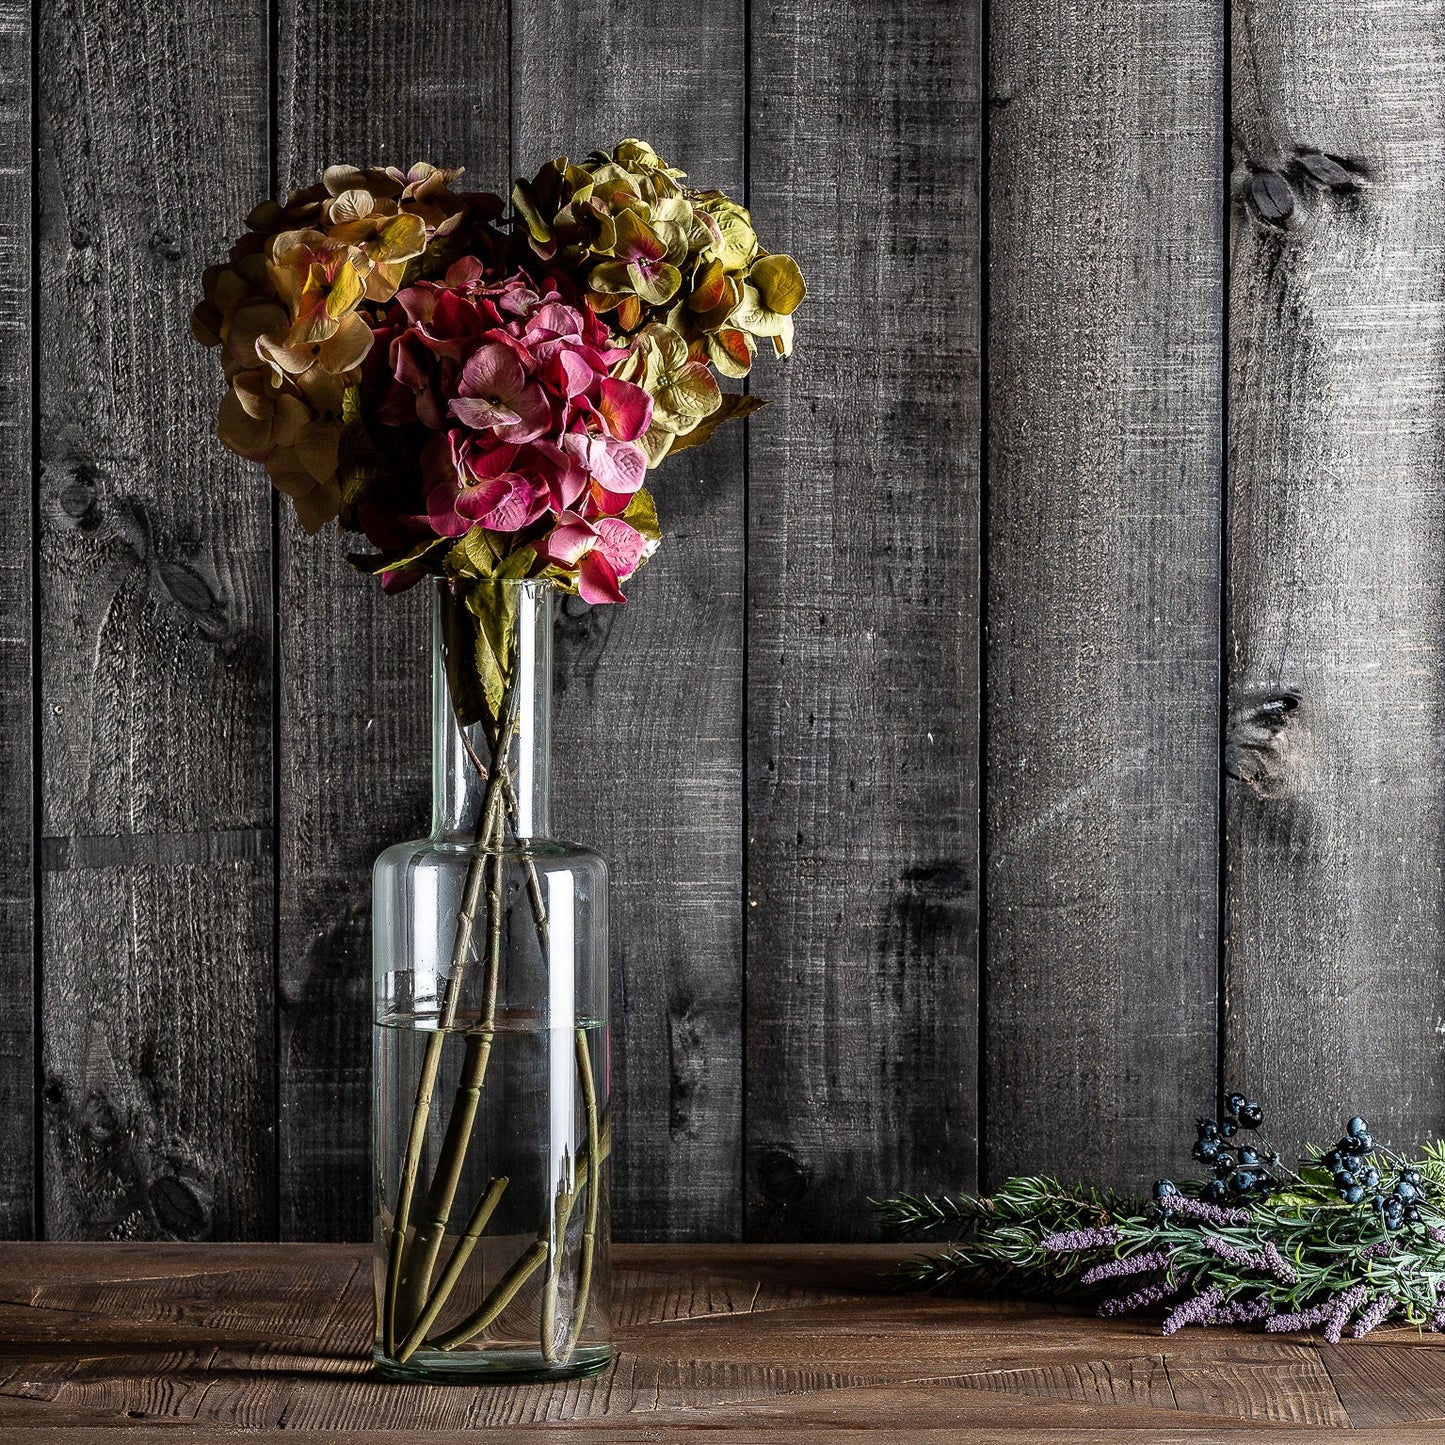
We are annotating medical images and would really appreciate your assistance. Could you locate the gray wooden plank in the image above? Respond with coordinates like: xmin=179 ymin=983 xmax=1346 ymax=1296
xmin=36 ymin=0 xmax=275 ymax=1236
xmin=0 ymin=0 xmax=33 ymax=1239
xmin=745 ymin=0 xmax=981 ymax=1236
xmin=1225 ymin=2 xmax=1445 ymax=1151
xmin=274 ymin=0 xmax=510 ymax=1239
xmin=511 ymin=2 xmax=746 ymax=1241
xmin=984 ymin=1 xmax=1223 ymax=1189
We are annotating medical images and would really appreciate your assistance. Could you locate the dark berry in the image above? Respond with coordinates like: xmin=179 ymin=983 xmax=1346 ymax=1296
xmin=1220 ymin=1120 xmax=1238 ymax=1138
xmin=1363 ymin=1169 xmax=1380 ymax=1189
xmin=1225 ymin=1093 xmax=1247 ymax=1117
xmin=1347 ymin=1116 xmax=1369 ymax=1138
xmin=1193 ymin=1139 xmax=1220 ymax=1163
xmin=1396 ymin=1182 xmax=1418 ymax=1203
xmin=1352 ymin=1134 xmax=1374 ymax=1154
xmin=1154 ymin=1179 xmax=1180 ymax=1199
xmin=1197 ymin=1118 xmax=1220 ymax=1139
xmin=1407 ymin=1206 xmax=1422 ymax=1224
xmin=1231 ymin=1170 xmax=1259 ymax=1193
xmin=1344 ymin=1184 xmax=1366 ymax=1204
xmin=1202 ymin=1180 xmax=1228 ymax=1204
xmin=1405 ymin=1169 xmax=1422 ymax=1187
xmin=1238 ymin=1147 xmax=1261 ymax=1167
xmin=1373 ymin=1194 xmax=1387 ymax=1211
xmin=1239 ymin=1101 xmax=1264 ymax=1129
xmin=1334 ymin=1170 xmax=1357 ymax=1190
xmin=1213 ymin=1153 xmax=1237 ymax=1177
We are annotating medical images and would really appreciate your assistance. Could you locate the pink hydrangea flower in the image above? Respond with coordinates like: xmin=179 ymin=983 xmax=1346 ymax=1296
xmin=535 ymin=510 xmax=653 ymax=606
xmin=372 ymin=264 xmax=654 ymax=550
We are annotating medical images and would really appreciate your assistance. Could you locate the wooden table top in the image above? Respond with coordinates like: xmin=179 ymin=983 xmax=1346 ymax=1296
xmin=2 ymin=1243 xmax=1445 ymax=1441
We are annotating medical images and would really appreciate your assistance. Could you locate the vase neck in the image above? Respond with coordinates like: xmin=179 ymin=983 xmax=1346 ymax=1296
xmin=432 ymin=581 xmax=554 ymax=841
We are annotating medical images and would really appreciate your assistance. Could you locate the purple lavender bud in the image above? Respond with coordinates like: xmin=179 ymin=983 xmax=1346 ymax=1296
xmin=1351 ymin=1295 xmax=1397 ymax=1339
xmin=1430 ymin=1309 xmax=1445 ymax=1332
xmin=1161 ymin=1286 xmax=1224 ymax=1336
xmin=1199 ymin=1235 xmax=1258 ymax=1270
xmin=1362 ymin=1240 xmax=1395 ymax=1259
xmin=1266 ymin=1300 xmax=1332 ymax=1333
xmin=1166 ymin=1196 xmax=1252 ymax=1227
xmin=1079 ymin=1250 xmax=1173 ymax=1285
xmin=1203 ymin=1296 xmax=1273 ymax=1327
xmin=1430 ymin=1226 xmax=1445 ymax=1245
xmin=1098 ymin=1279 xmax=1173 ymax=1317
xmin=1039 ymin=1226 xmax=1120 ymax=1253
xmin=1324 ymin=1284 xmax=1367 ymax=1345
xmin=1261 ymin=1241 xmax=1297 ymax=1284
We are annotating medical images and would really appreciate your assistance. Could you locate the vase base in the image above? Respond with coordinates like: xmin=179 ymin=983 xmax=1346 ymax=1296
xmin=372 ymin=1344 xmax=613 ymax=1385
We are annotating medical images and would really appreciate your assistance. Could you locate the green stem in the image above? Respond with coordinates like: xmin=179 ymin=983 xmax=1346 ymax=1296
xmin=433 ymin=1240 xmax=549 ymax=1351
xmin=540 ymin=1031 xmax=603 ymax=1362
xmin=392 ymin=1027 xmax=496 ymax=1332
xmin=384 ymin=684 xmax=517 ymax=1351
xmin=394 ymin=1175 xmax=509 ymax=1364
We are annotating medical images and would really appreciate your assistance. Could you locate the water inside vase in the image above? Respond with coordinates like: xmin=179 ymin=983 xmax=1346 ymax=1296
xmin=373 ymin=1010 xmax=612 ymax=1381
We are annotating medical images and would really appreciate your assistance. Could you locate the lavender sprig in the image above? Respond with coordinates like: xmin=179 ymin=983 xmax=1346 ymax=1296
xmin=1079 ymin=1250 xmax=1172 ymax=1285
xmin=879 ymin=1098 xmax=1445 ymax=1340
xmin=1163 ymin=1287 xmax=1224 ymax=1336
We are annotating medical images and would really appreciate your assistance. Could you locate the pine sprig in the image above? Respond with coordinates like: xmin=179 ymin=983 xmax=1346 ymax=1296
xmin=876 ymin=1100 xmax=1445 ymax=1341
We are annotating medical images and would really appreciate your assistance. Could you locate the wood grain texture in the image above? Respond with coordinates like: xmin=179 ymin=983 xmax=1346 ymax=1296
xmin=744 ymin=0 xmax=981 ymax=1239
xmin=36 ymin=0 xmax=274 ymax=1237
xmin=1224 ymin=3 xmax=1445 ymax=1155
xmin=511 ymin=1 xmax=746 ymax=1242
xmin=0 ymin=0 xmax=33 ymax=1238
xmin=273 ymin=0 xmax=509 ymax=1240
xmin=3 ymin=1242 xmax=1444 ymax=1432
xmin=984 ymin=0 xmax=1223 ymax=1189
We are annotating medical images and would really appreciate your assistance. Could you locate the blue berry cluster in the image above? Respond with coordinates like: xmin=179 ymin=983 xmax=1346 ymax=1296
xmin=1324 ymin=1117 xmax=1422 ymax=1229
xmin=1189 ymin=1093 xmax=1280 ymax=1204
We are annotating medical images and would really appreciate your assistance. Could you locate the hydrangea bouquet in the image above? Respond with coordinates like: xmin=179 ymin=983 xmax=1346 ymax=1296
xmin=192 ymin=140 xmax=803 ymax=712
xmin=193 ymin=142 xmax=803 ymax=1380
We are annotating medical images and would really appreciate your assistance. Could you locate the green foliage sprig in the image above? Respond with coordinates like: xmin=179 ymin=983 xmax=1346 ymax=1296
xmin=875 ymin=1102 xmax=1445 ymax=1341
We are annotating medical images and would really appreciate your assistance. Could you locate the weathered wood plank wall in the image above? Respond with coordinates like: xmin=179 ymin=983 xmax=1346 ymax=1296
xmin=1225 ymin=0 xmax=1445 ymax=1153
xmin=9 ymin=0 xmax=1445 ymax=1242
xmin=36 ymin=0 xmax=275 ymax=1237
xmin=0 ymin=0 xmax=33 ymax=1238
xmin=745 ymin=0 xmax=980 ymax=1237
xmin=985 ymin=0 xmax=1223 ymax=1183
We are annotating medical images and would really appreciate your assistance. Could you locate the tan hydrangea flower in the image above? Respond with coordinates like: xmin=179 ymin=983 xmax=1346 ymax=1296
xmin=192 ymin=162 xmax=505 ymax=533
xmin=512 ymin=140 xmax=806 ymax=371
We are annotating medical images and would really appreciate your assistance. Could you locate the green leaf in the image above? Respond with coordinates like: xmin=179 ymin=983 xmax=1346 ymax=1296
xmin=439 ymin=585 xmax=487 ymax=728
xmin=621 ymin=487 xmax=660 ymax=543
xmin=347 ymin=535 xmax=450 ymax=578
xmin=666 ymin=391 xmax=768 ymax=457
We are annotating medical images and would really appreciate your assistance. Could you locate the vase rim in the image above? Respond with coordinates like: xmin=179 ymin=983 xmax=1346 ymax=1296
xmin=436 ymin=576 xmax=558 ymax=598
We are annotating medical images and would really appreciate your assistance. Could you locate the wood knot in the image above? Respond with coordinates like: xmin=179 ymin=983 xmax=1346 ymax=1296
xmin=148 ymin=1173 xmax=212 ymax=1240
xmin=1247 ymin=171 xmax=1295 ymax=227
xmin=752 ymin=1147 xmax=811 ymax=1205
xmin=1225 ymin=691 xmax=1303 ymax=799
xmin=1293 ymin=149 xmax=1369 ymax=193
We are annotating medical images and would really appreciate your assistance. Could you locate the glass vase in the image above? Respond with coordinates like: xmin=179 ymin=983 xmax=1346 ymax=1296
xmin=372 ymin=578 xmax=611 ymax=1382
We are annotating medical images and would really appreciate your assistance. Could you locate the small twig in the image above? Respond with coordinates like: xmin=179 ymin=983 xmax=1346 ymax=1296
xmin=384 ymin=680 xmax=515 ymax=1349
xmin=433 ymin=1240 xmax=549 ymax=1351
xmin=395 ymin=1176 xmax=509 ymax=1363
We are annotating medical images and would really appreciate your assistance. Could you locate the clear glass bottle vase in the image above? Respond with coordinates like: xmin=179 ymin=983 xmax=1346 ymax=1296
xmin=372 ymin=578 xmax=611 ymax=1382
